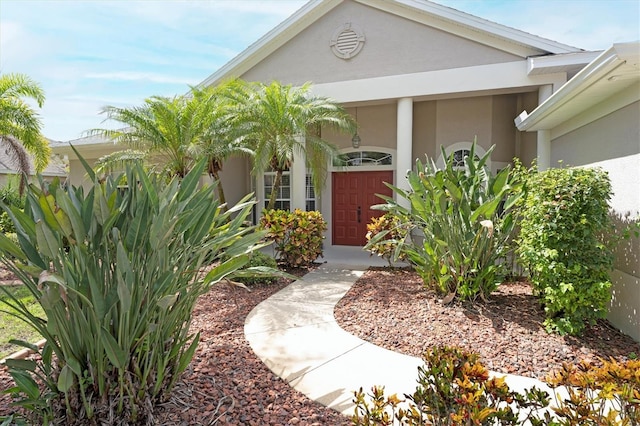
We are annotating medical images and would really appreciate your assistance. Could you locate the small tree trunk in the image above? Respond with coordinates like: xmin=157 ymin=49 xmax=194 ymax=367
xmin=211 ymin=170 xmax=227 ymax=212
xmin=266 ymin=169 xmax=283 ymax=211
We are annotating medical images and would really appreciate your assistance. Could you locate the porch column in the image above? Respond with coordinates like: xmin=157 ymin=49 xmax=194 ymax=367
xmin=291 ymin=137 xmax=307 ymax=211
xmin=396 ymin=97 xmax=413 ymax=209
xmin=536 ymin=85 xmax=553 ymax=170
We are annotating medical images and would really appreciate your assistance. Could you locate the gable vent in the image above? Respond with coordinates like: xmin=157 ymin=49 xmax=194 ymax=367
xmin=330 ymin=23 xmax=365 ymax=59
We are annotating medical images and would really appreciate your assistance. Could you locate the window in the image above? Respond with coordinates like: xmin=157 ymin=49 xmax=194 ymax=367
xmin=305 ymin=174 xmax=316 ymax=211
xmin=451 ymin=149 xmax=471 ymax=168
xmin=436 ymin=142 xmax=490 ymax=171
xmin=333 ymin=151 xmax=393 ymax=167
xmin=263 ymin=172 xmax=290 ymax=210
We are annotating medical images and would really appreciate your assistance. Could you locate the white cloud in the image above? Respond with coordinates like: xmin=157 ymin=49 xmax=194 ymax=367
xmin=85 ymin=71 xmax=200 ymax=85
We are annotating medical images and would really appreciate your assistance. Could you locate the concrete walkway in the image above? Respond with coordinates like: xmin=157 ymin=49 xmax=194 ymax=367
xmin=244 ymin=256 xmax=556 ymax=416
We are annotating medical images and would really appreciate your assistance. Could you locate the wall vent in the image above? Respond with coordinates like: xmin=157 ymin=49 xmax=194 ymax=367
xmin=330 ymin=23 xmax=365 ymax=59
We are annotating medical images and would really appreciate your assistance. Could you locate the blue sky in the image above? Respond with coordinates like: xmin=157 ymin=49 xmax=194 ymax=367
xmin=1 ymin=0 xmax=638 ymax=141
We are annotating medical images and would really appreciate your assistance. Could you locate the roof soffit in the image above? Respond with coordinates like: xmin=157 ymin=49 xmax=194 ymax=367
xmin=199 ymin=0 xmax=582 ymax=87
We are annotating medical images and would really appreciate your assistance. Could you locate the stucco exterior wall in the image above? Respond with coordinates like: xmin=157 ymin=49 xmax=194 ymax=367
xmin=413 ymin=100 xmax=437 ymax=163
xmin=217 ymin=156 xmax=251 ymax=208
xmin=241 ymin=0 xmax=520 ymax=85
xmin=435 ymin=97 xmax=493 ymax=153
xmin=550 ymin=102 xmax=640 ymax=341
xmin=551 ymin=102 xmax=640 ymax=166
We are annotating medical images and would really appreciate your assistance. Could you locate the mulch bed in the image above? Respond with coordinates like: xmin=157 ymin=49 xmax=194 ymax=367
xmin=0 ymin=266 xmax=350 ymax=426
xmin=1 ymin=265 xmax=638 ymax=424
xmin=334 ymin=267 xmax=640 ymax=381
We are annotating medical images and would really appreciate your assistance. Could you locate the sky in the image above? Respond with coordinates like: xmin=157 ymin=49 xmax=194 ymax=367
xmin=1 ymin=0 xmax=639 ymax=142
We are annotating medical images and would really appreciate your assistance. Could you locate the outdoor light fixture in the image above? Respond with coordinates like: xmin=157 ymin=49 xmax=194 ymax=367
xmin=352 ymin=107 xmax=361 ymax=148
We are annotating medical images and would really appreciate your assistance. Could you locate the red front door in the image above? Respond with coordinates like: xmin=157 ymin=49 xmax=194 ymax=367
xmin=332 ymin=171 xmax=393 ymax=246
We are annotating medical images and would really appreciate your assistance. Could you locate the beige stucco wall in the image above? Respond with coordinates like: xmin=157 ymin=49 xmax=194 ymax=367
xmin=550 ymin=101 xmax=640 ymax=341
xmin=323 ymin=104 xmax=398 ymax=150
xmin=241 ymin=0 xmax=520 ymax=85
xmin=217 ymin=156 xmax=251 ymax=208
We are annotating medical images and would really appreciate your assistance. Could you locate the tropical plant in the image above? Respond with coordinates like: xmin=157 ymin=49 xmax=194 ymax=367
xmin=0 ymin=177 xmax=25 ymax=234
xmin=517 ymin=166 xmax=614 ymax=335
xmin=352 ymin=346 xmax=638 ymax=426
xmin=369 ymin=142 xmax=521 ymax=302
xmin=238 ymin=81 xmax=355 ymax=210
xmin=90 ymin=81 xmax=251 ymax=208
xmin=260 ymin=209 xmax=327 ymax=267
xmin=365 ymin=213 xmax=408 ymax=266
xmin=0 ymin=73 xmax=51 ymax=194
xmin=0 ymin=153 xmax=266 ymax=425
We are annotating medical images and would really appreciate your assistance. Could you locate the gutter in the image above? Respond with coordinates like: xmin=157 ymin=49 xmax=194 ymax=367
xmin=515 ymin=43 xmax=632 ymax=131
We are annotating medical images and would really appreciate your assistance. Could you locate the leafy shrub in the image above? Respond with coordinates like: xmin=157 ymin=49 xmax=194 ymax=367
xmin=517 ymin=166 xmax=614 ymax=335
xmin=0 ymin=156 xmax=264 ymax=425
xmin=0 ymin=179 xmax=25 ymax=234
xmin=365 ymin=213 xmax=408 ymax=266
xmin=226 ymin=250 xmax=278 ymax=286
xmin=260 ymin=209 xmax=327 ymax=267
xmin=352 ymin=346 xmax=639 ymax=425
xmin=369 ymin=142 xmax=521 ymax=302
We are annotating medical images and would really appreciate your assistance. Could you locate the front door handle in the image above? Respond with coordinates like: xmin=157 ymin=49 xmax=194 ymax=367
xmin=357 ymin=206 xmax=361 ymax=223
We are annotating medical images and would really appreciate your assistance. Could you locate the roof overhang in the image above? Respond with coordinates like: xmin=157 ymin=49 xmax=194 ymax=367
xmin=527 ymin=50 xmax=602 ymax=76
xmin=515 ymin=41 xmax=640 ymax=133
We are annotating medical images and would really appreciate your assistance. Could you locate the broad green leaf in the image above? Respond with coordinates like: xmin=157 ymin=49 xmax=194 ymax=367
xmin=57 ymin=364 xmax=75 ymax=392
xmin=4 ymin=359 xmax=37 ymax=372
xmin=35 ymin=220 xmax=60 ymax=258
xmin=0 ymin=233 xmax=25 ymax=260
xmin=101 ymin=330 xmax=127 ymax=369
xmin=157 ymin=293 xmax=179 ymax=311
xmin=204 ymin=255 xmax=249 ymax=285
xmin=8 ymin=371 xmax=40 ymax=400
xmin=7 ymin=339 xmax=39 ymax=352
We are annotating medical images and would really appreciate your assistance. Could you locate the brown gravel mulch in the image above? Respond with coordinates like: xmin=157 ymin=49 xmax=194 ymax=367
xmin=334 ymin=267 xmax=640 ymax=381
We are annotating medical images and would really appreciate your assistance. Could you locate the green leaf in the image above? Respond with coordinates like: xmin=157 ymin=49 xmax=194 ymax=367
xmin=101 ymin=330 xmax=127 ymax=369
xmin=4 ymin=359 xmax=37 ymax=372
xmin=35 ymin=220 xmax=60 ymax=258
xmin=57 ymin=364 xmax=75 ymax=392
xmin=204 ymin=255 xmax=249 ymax=285
xmin=176 ymin=332 xmax=200 ymax=375
xmin=8 ymin=370 xmax=40 ymax=400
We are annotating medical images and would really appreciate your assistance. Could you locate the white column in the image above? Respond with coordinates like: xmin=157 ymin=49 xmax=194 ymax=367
xmin=537 ymin=130 xmax=551 ymax=171
xmin=396 ymin=97 xmax=413 ymax=208
xmin=291 ymin=137 xmax=307 ymax=211
xmin=536 ymin=85 xmax=553 ymax=170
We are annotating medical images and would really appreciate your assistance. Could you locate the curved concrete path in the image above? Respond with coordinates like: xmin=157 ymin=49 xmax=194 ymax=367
xmin=244 ymin=262 xmax=556 ymax=416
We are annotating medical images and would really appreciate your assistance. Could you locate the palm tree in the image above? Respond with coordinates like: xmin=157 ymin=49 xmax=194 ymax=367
xmin=90 ymin=95 xmax=202 ymax=179
xmin=91 ymin=82 xmax=250 ymax=208
xmin=189 ymin=80 xmax=254 ymax=207
xmin=0 ymin=73 xmax=51 ymax=193
xmin=238 ymin=81 xmax=355 ymax=210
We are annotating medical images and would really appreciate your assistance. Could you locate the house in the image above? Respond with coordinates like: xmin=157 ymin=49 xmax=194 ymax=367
xmin=52 ymin=0 xmax=638 ymax=338
xmin=0 ymin=138 xmax=67 ymax=187
xmin=516 ymin=42 xmax=640 ymax=340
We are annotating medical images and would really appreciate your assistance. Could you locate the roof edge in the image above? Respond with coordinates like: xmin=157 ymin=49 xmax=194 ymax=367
xmin=515 ymin=41 xmax=639 ymax=131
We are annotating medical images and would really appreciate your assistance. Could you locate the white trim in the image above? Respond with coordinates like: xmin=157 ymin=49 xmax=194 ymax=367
xmin=435 ymin=142 xmax=490 ymax=170
xmin=527 ymin=51 xmax=602 ymax=76
xmin=311 ymin=61 xmax=567 ymax=103
xmin=515 ymin=42 xmax=640 ymax=132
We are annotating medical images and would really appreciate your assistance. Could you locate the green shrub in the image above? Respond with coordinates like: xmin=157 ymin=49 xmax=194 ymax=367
xmin=0 ymin=156 xmax=264 ymax=425
xmin=260 ymin=208 xmax=327 ymax=267
xmin=227 ymin=250 xmax=278 ymax=286
xmin=352 ymin=346 xmax=639 ymax=426
xmin=369 ymin=142 xmax=521 ymax=302
xmin=365 ymin=213 xmax=408 ymax=266
xmin=517 ymin=166 xmax=614 ymax=335
xmin=0 ymin=179 xmax=25 ymax=235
